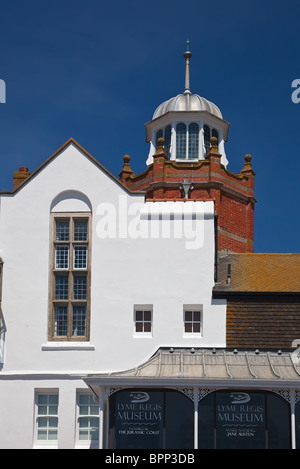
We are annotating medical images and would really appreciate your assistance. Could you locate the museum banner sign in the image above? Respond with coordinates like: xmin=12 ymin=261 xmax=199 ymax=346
xmin=216 ymin=392 xmax=265 ymax=448
xmin=115 ymin=391 xmax=164 ymax=448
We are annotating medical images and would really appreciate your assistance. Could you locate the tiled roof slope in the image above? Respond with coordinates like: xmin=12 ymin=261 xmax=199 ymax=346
xmin=214 ymin=253 xmax=300 ymax=293
xmin=213 ymin=253 xmax=300 ymax=349
xmin=226 ymin=296 xmax=300 ymax=349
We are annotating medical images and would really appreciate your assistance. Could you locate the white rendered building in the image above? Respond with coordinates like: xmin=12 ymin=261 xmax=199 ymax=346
xmin=0 ymin=137 xmax=225 ymax=449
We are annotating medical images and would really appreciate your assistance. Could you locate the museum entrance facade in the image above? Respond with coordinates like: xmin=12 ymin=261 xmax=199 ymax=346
xmin=107 ymin=388 xmax=295 ymax=449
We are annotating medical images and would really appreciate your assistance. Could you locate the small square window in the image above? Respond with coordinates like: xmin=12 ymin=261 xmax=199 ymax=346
xmin=184 ymin=309 xmax=202 ymax=334
xmin=135 ymin=308 xmax=152 ymax=334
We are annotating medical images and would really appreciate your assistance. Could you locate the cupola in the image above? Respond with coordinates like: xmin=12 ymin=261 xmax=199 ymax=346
xmin=145 ymin=42 xmax=230 ymax=167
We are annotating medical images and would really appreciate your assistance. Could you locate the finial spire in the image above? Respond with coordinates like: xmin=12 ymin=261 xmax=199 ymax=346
xmin=184 ymin=40 xmax=192 ymax=94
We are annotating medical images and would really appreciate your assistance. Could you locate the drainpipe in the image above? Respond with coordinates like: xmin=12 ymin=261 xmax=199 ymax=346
xmin=193 ymin=388 xmax=199 ymax=449
xmin=98 ymin=387 xmax=105 ymax=449
xmin=214 ymin=214 xmax=218 ymax=282
xmin=291 ymin=389 xmax=296 ymax=449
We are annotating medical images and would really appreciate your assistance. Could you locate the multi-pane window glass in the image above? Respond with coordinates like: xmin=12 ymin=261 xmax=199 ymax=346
xmin=54 ymin=305 xmax=68 ymax=336
xmin=176 ymin=123 xmax=187 ymax=159
xmin=74 ymin=220 xmax=88 ymax=241
xmin=188 ymin=123 xmax=199 ymax=159
xmin=78 ymin=394 xmax=99 ymax=443
xmin=135 ymin=310 xmax=152 ymax=333
xmin=204 ymin=125 xmax=219 ymax=154
xmin=56 ymin=220 xmax=69 ymax=241
xmin=55 ymin=245 xmax=69 ymax=269
xmin=74 ymin=275 xmax=87 ymax=299
xmin=156 ymin=126 xmax=172 ymax=158
xmin=204 ymin=125 xmax=211 ymax=154
xmin=55 ymin=275 xmax=69 ymax=300
xmin=156 ymin=129 xmax=163 ymax=142
xmin=164 ymin=125 xmax=172 ymax=158
xmin=184 ymin=310 xmax=201 ymax=333
xmin=36 ymin=394 xmax=58 ymax=441
xmin=176 ymin=122 xmax=200 ymax=159
xmin=51 ymin=215 xmax=90 ymax=340
xmin=73 ymin=305 xmax=87 ymax=336
xmin=74 ymin=245 xmax=87 ymax=269
xmin=212 ymin=128 xmax=219 ymax=142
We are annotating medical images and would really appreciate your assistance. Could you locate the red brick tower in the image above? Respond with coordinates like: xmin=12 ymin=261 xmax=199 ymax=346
xmin=120 ymin=44 xmax=255 ymax=253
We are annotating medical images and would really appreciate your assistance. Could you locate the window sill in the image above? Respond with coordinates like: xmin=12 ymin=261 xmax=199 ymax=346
xmin=133 ymin=334 xmax=153 ymax=339
xmin=33 ymin=444 xmax=58 ymax=449
xmin=175 ymin=158 xmax=200 ymax=163
xmin=41 ymin=342 xmax=95 ymax=351
xmin=75 ymin=443 xmax=99 ymax=449
xmin=183 ymin=334 xmax=202 ymax=338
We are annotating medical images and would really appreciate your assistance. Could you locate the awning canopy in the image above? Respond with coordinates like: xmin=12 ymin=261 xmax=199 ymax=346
xmin=84 ymin=348 xmax=300 ymax=396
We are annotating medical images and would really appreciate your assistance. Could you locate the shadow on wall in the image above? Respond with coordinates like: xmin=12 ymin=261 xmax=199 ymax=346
xmin=0 ymin=310 xmax=6 ymax=370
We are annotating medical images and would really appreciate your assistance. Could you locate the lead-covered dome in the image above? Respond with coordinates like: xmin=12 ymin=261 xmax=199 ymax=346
xmin=153 ymin=92 xmax=222 ymax=120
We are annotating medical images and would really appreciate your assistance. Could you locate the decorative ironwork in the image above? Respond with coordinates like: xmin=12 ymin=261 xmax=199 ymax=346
xmin=198 ymin=388 xmax=216 ymax=402
xmin=174 ymin=387 xmax=195 ymax=401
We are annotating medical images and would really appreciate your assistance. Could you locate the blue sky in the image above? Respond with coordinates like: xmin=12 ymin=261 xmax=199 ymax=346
xmin=0 ymin=0 xmax=299 ymax=253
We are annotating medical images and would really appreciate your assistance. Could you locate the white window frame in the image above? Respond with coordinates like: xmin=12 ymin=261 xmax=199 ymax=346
xmin=75 ymin=391 xmax=99 ymax=449
xmin=33 ymin=390 xmax=59 ymax=448
xmin=134 ymin=305 xmax=153 ymax=337
xmin=183 ymin=305 xmax=203 ymax=337
xmin=55 ymin=245 xmax=70 ymax=270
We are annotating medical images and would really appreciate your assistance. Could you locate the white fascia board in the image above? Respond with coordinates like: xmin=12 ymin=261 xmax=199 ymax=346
xmin=85 ymin=377 xmax=300 ymax=390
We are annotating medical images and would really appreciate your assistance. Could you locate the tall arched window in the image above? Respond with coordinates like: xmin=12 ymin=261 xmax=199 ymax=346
xmin=164 ymin=125 xmax=172 ymax=158
xmin=188 ymin=123 xmax=199 ymax=159
xmin=176 ymin=123 xmax=186 ymax=159
xmin=204 ymin=125 xmax=210 ymax=154
xmin=176 ymin=122 xmax=200 ymax=160
xmin=156 ymin=129 xmax=163 ymax=145
xmin=49 ymin=192 xmax=92 ymax=342
xmin=212 ymin=128 xmax=219 ymax=142
xmin=155 ymin=127 xmax=171 ymax=159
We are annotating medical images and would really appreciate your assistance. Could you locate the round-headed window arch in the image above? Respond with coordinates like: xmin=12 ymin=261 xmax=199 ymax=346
xmin=50 ymin=190 xmax=92 ymax=213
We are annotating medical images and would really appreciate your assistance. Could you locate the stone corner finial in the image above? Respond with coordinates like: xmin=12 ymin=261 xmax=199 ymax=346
xmin=207 ymin=136 xmax=221 ymax=157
